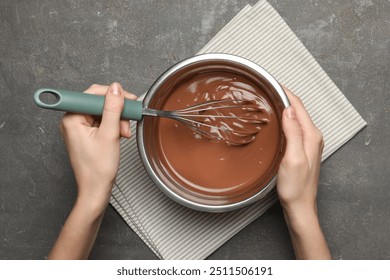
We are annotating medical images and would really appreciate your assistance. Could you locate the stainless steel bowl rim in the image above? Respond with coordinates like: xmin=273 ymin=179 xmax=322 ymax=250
xmin=137 ymin=53 xmax=290 ymax=212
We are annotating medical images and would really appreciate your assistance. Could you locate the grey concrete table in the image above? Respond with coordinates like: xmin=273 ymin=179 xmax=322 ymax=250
xmin=1 ymin=0 xmax=389 ymax=259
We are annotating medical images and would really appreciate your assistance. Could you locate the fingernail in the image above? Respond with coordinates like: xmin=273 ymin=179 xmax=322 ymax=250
xmin=286 ymin=106 xmax=296 ymax=119
xmin=110 ymin=83 xmax=119 ymax=96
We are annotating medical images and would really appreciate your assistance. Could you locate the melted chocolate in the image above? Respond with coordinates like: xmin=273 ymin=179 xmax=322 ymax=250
xmin=151 ymin=72 xmax=283 ymax=206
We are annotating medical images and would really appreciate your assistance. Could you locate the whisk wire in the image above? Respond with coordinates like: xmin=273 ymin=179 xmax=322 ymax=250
xmin=146 ymin=99 xmax=268 ymax=145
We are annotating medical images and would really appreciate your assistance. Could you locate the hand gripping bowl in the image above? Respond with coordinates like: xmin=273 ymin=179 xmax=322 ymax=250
xmin=137 ymin=53 xmax=290 ymax=212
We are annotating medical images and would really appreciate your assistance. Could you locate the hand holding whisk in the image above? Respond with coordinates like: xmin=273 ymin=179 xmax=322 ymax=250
xmin=34 ymin=89 xmax=268 ymax=145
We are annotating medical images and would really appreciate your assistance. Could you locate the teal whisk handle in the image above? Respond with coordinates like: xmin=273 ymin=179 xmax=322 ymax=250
xmin=33 ymin=88 xmax=143 ymax=121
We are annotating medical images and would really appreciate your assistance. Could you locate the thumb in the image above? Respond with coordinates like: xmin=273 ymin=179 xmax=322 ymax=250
xmin=282 ymin=106 xmax=305 ymax=159
xmin=99 ymin=82 xmax=124 ymax=137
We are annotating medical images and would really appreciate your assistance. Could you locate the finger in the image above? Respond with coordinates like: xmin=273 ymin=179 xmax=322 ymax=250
xmin=84 ymin=84 xmax=138 ymax=100
xmin=281 ymin=106 xmax=305 ymax=160
xmin=122 ymin=92 xmax=137 ymax=138
xmin=283 ymin=87 xmax=316 ymax=131
xmin=84 ymin=84 xmax=109 ymax=95
xmin=84 ymin=83 xmax=136 ymax=138
xmin=120 ymin=120 xmax=131 ymax=138
xmin=283 ymin=86 xmax=324 ymax=163
xmin=305 ymin=126 xmax=324 ymax=169
xmin=124 ymin=91 xmax=137 ymax=100
xmin=98 ymin=82 xmax=124 ymax=138
xmin=61 ymin=112 xmax=94 ymax=129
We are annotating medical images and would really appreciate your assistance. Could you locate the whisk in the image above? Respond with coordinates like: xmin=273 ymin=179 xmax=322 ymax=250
xmin=145 ymin=99 xmax=268 ymax=145
xmin=34 ymin=88 xmax=268 ymax=145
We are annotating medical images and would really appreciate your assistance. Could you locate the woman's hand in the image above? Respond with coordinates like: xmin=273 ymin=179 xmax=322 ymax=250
xmin=276 ymin=87 xmax=331 ymax=260
xmin=277 ymin=87 xmax=324 ymax=217
xmin=60 ymin=83 xmax=137 ymax=214
xmin=48 ymin=83 xmax=137 ymax=259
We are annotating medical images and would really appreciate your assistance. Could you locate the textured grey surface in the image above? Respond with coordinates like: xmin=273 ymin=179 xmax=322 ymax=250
xmin=0 ymin=0 xmax=389 ymax=259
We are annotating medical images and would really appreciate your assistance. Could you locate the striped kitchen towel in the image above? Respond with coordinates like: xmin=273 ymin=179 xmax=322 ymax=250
xmin=110 ymin=0 xmax=367 ymax=259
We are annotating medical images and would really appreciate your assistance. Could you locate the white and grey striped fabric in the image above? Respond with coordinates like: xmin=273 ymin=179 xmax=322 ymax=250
xmin=110 ymin=0 xmax=367 ymax=260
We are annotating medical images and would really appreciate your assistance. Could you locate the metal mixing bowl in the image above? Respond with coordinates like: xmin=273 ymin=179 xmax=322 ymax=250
xmin=137 ymin=53 xmax=290 ymax=212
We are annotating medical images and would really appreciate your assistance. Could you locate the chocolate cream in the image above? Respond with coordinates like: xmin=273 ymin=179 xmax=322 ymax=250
xmin=150 ymin=72 xmax=284 ymax=206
